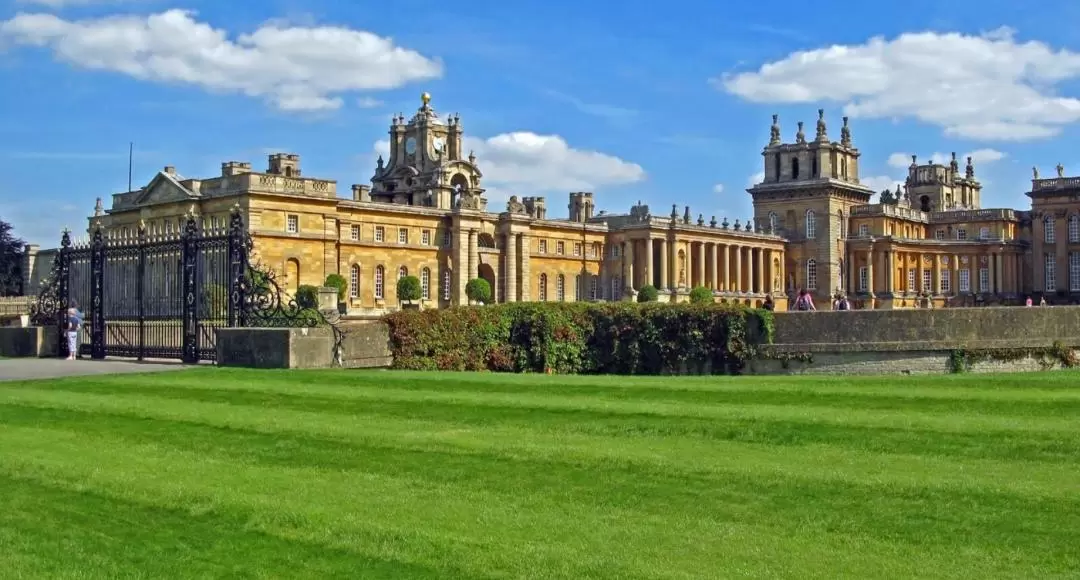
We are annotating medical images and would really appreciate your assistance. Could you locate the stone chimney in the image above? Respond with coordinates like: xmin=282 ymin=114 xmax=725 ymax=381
xmin=163 ymin=166 xmax=176 ymax=176
xmin=352 ymin=184 xmax=371 ymax=202
xmin=221 ymin=161 xmax=252 ymax=177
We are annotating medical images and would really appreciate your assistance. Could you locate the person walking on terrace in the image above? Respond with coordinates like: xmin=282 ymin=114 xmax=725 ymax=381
xmin=794 ymin=289 xmax=816 ymax=311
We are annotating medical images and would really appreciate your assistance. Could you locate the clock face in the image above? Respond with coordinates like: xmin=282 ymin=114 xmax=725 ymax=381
xmin=432 ymin=137 xmax=445 ymax=152
xmin=405 ymin=138 xmax=416 ymax=154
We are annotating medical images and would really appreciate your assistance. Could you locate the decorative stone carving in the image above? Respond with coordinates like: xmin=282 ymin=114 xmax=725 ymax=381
xmin=459 ymin=191 xmax=482 ymax=210
xmin=1057 ymin=163 xmax=1065 ymax=177
xmin=506 ymin=195 xmax=526 ymax=214
xmin=1033 ymin=166 xmax=1039 ymax=179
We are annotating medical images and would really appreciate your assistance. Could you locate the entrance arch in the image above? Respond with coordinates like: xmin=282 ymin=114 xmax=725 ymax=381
xmin=477 ymin=263 xmax=496 ymax=304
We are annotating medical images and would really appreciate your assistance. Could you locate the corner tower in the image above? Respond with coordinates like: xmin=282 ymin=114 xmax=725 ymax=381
xmin=747 ymin=110 xmax=874 ymax=304
xmin=369 ymin=92 xmax=486 ymax=210
xmin=904 ymin=153 xmax=982 ymax=212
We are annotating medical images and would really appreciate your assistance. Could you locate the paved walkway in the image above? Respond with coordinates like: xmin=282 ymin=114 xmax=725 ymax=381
xmin=0 ymin=358 xmax=187 ymax=381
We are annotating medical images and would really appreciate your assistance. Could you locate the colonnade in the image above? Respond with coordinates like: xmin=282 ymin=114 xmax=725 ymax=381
xmin=621 ymin=237 xmax=783 ymax=295
xmin=852 ymin=246 xmax=1022 ymax=296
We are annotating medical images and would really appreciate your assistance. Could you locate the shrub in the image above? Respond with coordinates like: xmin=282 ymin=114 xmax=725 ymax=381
xmin=396 ymin=275 xmax=422 ymax=303
xmin=637 ymin=285 xmax=659 ymax=302
xmin=465 ymin=278 xmax=492 ymax=304
xmin=384 ymin=302 xmax=772 ymax=375
xmin=689 ymin=286 xmax=714 ymax=304
xmin=324 ymin=274 xmax=347 ymax=301
xmin=295 ymin=285 xmax=319 ymax=309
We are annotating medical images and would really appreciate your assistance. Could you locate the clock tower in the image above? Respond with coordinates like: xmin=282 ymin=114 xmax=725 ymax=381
xmin=370 ymin=92 xmax=486 ymax=210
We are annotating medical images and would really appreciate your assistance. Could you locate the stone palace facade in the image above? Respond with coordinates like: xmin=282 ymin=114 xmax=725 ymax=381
xmin=24 ymin=93 xmax=1080 ymax=311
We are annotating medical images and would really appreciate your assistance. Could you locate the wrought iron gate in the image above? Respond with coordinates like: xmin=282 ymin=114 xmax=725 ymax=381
xmin=30 ymin=205 xmax=326 ymax=363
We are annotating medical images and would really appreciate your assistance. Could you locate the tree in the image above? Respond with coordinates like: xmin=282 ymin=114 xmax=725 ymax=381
xmin=465 ymin=278 xmax=491 ymax=305
xmin=0 ymin=219 xmax=25 ymax=296
xmin=324 ymin=274 xmax=347 ymax=301
xmin=396 ymin=275 xmax=422 ymax=303
xmin=689 ymin=286 xmax=714 ymax=304
xmin=637 ymin=284 xmax=659 ymax=303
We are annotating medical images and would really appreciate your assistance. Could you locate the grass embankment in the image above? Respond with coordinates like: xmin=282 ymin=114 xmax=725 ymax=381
xmin=1 ymin=369 xmax=1079 ymax=578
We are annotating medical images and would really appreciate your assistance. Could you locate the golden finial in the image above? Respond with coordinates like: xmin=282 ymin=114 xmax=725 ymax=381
xmin=421 ymin=92 xmax=431 ymax=106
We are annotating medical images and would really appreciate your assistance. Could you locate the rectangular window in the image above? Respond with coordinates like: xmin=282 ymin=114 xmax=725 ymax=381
xmin=574 ymin=243 xmax=582 ymax=256
xmin=539 ymin=240 xmax=548 ymax=254
xmin=442 ymin=229 xmax=451 ymax=248
xmin=421 ymin=269 xmax=431 ymax=300
xmin=858 ymin=224 xmax=869 ymax=237
xmin=858 ymin=266 xmax=868 ymax=292
xmin=1045 ymin=218 xmax=1056 ymax=244
xmin=1045 ymin=254 xmax=1057 ymax=292
xmin=374 ymin=226 xmax=385 ymax=242
xmin=349 ymin=266 xmax=359 ymax=298
xmin=979 ymin=267 xmax=990 ymax=293
xmin=959 ymin=269 xmax=970 ymax=293
xmin=979 ymin=227 xmax=990 ymax=240
xmin=286 ymin=214 xmax=299 ymax=233
xmin=374 ymin=267 xmax=384 ymax=299
xmin=611 ymin=276 xmax=622 ymax=301
xmin=941 ymin=270 xmax=952 ymax=294
xmin=442 ymin=269 xmax=451 ymax=301
xmin=590 ymin=277 xmax=597 ymax=300
xmin=935 ymin=229 xmax=945 ymax=240
xmin=907 ymin=269 xmax=916 ymax=292
xmin=1070 ymin=217 xmax=1080 ymax=243
xmin=421 ymin=230 xmax=431 ymax=245
xmin=956 ymin=228 xmax=967 ymax=240
xmin=1071 ymin=253 xmax=1080 ymax=292
xmin=398 ymin=228 xmax=408 ymax=244
xmin=350 ymin=225 xmax=360 ymax=241
xmin=922 ymin=269 xmax=932 ymax=293
xmin=611 ymin=244 xmax=620 ymax=258
xmin=557 ymin=241 xmax=565 ymax=255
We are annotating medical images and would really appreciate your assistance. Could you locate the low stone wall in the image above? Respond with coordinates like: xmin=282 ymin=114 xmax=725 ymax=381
xmin=338 ymin=321 xmax=393 ymax=368
xmin=751 ymin=344 xmax=1078 ymax=375
xmin=215 ymin=327 xmax=334 ymax=369
xmin=0 ymin=326 xmax=59 ymax=358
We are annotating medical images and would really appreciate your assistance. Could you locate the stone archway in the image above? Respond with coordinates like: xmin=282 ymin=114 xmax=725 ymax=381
xmin=478 ymin=263 xmax=496 ymax=304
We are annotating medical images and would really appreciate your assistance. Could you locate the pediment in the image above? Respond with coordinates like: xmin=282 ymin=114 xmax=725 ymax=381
xmin=134 ymin=173 xmax=195 ymax=206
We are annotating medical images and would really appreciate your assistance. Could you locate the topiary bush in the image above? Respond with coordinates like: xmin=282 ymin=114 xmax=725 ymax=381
xmin=295 ymin=285 xmax=319 ymax=309
xmin=384 ymin=302 xmax=772 ymax=375
xmin=637 ymin=285 xmax=659 ymax=302
xmin=396 ymin=275 xmax=422 ymax=303
xmin=324 ymin=274 xmax=347 ymax=301
xmin=465 ymin=278 xmax=492 ymax=304
xmin=689 ymin=286 xmax=714 ymax=304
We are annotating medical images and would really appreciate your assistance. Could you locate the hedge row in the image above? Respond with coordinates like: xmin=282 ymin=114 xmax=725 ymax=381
xmin=383 ymin=302 xmax=774 ymax=375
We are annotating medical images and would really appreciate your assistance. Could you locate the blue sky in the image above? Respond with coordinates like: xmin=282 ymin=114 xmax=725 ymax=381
xmin=3 ymin=0 xmax=1080 ymax=246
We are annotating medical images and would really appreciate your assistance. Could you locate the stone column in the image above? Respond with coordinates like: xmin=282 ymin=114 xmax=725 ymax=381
xmin=755 ymin=247 xmax=764 ymax=294
xmin=706 ymin=243 xmax=715 ymax=289
xmin=645 ymin=238 xmax=654 ymax=289
xmin=995 ymin=253 xmax=1004 ymax=294
xmin=468 ymin=229 xmax=478 ymax=280
xmin=624 ymin=240 xmax=635 ymax=291
xmin=519 ymin=234 xmax=531 ymax=301
xmin=733 ymin=246 xmax=742 ymax=293
xmin=668 ymin=236 xmax=678 ymax=289
xmin=505 ymin=233 xmax=518 ymax=302
xmin=884 ymin=251 xmax=894 ymax=294
xmin=720 ymin=245 xmax=730 ymax=292
xmin=865 ymin=248 xmax=875 ymax=294
xmin=658 ymin=239 xmax=668 ymax=290
xmin=952 ymin=254 xmax=960 ymax=293
xmin=695 ymin=242 xmax=705 ymax=288
xmin=933 ymin=254 xmax=942 ymax=294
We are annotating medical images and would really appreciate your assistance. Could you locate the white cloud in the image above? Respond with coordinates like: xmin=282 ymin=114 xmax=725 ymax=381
xmin=15 ymin=0 xmax=133 ymax=6
xmin=713 ymin=183 xmax=725 ymax=194
xmin=717 ymin=28 xmax=1080 ymax=141
xmin=747 ymin=172 xmax=765 ymax=188
xmin=0 ymin=9 xmax=442 ymax=112
xmin=887 ymin=149 xmax=1006 ymax=168
xmin=861 ymin=175 xmax=903 ymax=194
xmin=356 ymin=97 xmax=384 ymax=109
xmin=371 ymin=132 xmax=645 ymax=203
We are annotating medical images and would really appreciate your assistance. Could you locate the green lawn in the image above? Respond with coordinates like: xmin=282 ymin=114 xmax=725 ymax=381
xmin=1 ymin=370 xmax=1079 ymax=579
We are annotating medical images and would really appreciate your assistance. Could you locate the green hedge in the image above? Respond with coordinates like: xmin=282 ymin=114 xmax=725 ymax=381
xmin=384 ymin=302 xmax=773 ymax=375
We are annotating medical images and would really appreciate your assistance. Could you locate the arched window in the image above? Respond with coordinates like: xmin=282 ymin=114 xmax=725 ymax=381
xmin=349 ymin=264 xmax=360 ymax=298
xmin=806 ymin=259 xmax=818 ymax=291
xmin=611 ymin=276 xmax=622 ymax=300
xmin=442 ymin=268 xmax=452 ymax=301
xmin=539 ymin=274 xmax=548 ymax=301
xmin=1045 ymin=216 xmax=1056 ymax=244
xmin=374 ymin=265 xmax=385 ymax=299
xmin=574 ymin=275 xmax=582 ymax=301
xmin=768 ymin=212 xmax=778 ymax=233
xmin=286 ymin=258 xmax=300 ymax=293
xmin=1070 ymin=215 xmax=1080 ymax=243
xmin=421 ymin=268 xmax=431 ymax=300
xmin=398 ymin=266 xmax=408 ymax=279
xmin=556 ymin=274 xmax=565 ymax=301
xmin=805 ymin=210 xmax=817 ymax=239
xmin=773 ymin=154 xmax=781 ymax=182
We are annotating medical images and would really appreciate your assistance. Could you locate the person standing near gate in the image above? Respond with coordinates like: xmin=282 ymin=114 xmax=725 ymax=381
xmin=66 ymin=306 xmax=82 ymax=361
